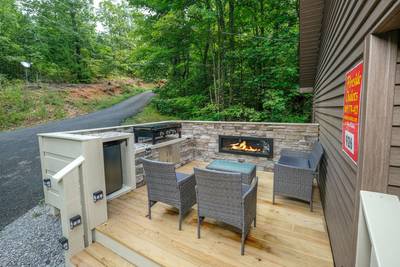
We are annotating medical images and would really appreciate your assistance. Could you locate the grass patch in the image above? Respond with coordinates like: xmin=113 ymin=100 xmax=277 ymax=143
xmin=123 ymin=101 xmax=178 ymax=125
xmin=0 ymin=81 xmax=67 ymax=130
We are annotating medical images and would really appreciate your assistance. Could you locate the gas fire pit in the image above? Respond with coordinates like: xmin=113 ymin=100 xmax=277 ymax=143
xmin=219 ymin=135 xmax=273 ymax=158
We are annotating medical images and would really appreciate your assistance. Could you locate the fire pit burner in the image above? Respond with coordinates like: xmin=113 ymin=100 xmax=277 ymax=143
xmin=219 ymin=135 xmax=273 ymax=158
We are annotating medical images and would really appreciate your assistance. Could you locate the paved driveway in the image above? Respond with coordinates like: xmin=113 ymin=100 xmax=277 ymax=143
xmin=0 ymin=91 xmax=154 ymax=229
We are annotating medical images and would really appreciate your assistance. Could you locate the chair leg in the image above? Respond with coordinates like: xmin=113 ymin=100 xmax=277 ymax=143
xmin=179 ymin=209 xmax=183 ymax=231
xmin=310 ymin=185 xmax=314 ymax=212
xmin=272 ymin=191 xmax=275 ymax=205
xmin=241 ymin=231 xmax=245 ymax=255
xmin=197 ymin=216 xmax=203 ymax=239
xmin=148 ymin=200 xmax=152 ymax=219
xmin=254 ymin=216 xmax=256 ymax=227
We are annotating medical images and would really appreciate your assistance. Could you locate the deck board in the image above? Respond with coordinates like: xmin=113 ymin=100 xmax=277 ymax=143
xmin=96 ymin=161 xmax=333 ymax=267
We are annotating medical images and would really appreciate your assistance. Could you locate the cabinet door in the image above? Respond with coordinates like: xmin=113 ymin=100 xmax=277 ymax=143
xmin=158 ymin=144 xmax=181 ymax=163
xmin=158 ymin=146 xmax=170 ymax=162
xmin=169 ymin=143 xmax=180 ymax=163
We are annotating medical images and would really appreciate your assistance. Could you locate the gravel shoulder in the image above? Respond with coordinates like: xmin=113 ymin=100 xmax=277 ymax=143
xmin=0 ymin=204 xmax=64 ymax=267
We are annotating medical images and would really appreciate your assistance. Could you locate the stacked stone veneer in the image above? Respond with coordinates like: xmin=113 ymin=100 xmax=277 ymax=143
xmin=134 ymin=137 xmax=195 ymax=185
xmin=180 ymin=121 xmax=319 ymax=171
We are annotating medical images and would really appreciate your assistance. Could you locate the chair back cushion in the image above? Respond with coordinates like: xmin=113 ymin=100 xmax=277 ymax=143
xmin=309 ymin=142 xmax=324 ymax=170
xmin=142 ymin=158 xmax=179 ymax=205
xmin=194 ymin=168 xmax=242 ymax=228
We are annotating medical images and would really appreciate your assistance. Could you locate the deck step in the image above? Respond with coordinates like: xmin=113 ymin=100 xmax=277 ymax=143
xmin=71 ymin=242 xmax=136 ymax=267
xmin=93 ymin=229 xmax=159 ymax=267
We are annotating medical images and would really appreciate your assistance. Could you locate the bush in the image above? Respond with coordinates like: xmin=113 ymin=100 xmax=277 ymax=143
xmin=262 ymin=89 xmax=312 ymax=123
xmin=154 ymin=95 xmax=208 ymax=119
xmin=191 ymin=104 xmax=264 ymax=122
xmin=219 ymin=105 xmax=265 ymax=122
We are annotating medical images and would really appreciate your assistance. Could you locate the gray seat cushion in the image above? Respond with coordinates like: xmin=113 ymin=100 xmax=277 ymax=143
xmin=278 ymin=156 xmax=310 ymax=169
xmin=176 ymin=172 xmax=192 ymax=182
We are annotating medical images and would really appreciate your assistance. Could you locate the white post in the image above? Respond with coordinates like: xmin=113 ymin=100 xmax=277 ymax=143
xmin=59 ymin=166 xmax=85 ymax=266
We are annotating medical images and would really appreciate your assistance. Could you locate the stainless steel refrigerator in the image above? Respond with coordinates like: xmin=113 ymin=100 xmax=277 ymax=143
xmin=103 ymin=141 xmax=123 ymax=195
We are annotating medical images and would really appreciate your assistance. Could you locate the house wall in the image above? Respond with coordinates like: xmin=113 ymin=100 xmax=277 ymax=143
xmin=312 ymin=1 xmax=399 ymax=267
xmin=388 ymin=42 xmax=400 ymax=196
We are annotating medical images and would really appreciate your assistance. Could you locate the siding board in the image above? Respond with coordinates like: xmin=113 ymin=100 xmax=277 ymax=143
xmin=397 ymin=63 xmax=400 ymax=84
xmin=314 ymin=113 xmax=342 ymax=131
xmin=393 ymin=106 xmax=400 ymax=126
xmin=387 ymin=185 xmax=400 ymax=197
xmin=315 ymin=107 xmax=343 ymax=119
xmin=389 ymin=167 xmax=400 ymax=186
xmin=391 ymin=127 xmax=400 ymax=146
xmin=314 ymin=83 xmax=344 ymax=103
xmin=314 ymin=95 xmax=344 ymax=108
xmin=395 ymin=86 xmax=400 ymax=105
xmin=390 ymin=147 xmax=400 ymax=166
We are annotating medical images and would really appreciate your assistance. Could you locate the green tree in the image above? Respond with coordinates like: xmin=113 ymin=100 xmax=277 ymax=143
xmin=22 ymin=0 xmax=97 ymax=82
xmin=0 ymin=0 xmax=33 ymax=80
xmin=129 ymin=0 xmax=311 ymax=122
xmin=96 ymin=0 xmax=138 ymax=76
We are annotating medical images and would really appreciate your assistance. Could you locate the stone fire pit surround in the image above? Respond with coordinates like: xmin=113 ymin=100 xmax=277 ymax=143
xmin=180 ymin=121 xmax=319 ymax=171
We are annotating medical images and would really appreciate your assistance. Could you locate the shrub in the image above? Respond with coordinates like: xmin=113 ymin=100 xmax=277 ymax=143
xmin=154 ymin=95 xmax=208 ymax=119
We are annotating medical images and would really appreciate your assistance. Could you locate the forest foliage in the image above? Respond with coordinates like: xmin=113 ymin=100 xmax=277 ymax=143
xmin=0 ymin=0 xmax=312 ymax=123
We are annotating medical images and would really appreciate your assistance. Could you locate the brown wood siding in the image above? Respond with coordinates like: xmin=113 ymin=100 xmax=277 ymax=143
xmin=389 ymin=43 xmax=400 ymax=196
xmin=299 ymin=0 xmax=324 ymax=88
xmin=312 ymin=1 xmax=397 ymax=266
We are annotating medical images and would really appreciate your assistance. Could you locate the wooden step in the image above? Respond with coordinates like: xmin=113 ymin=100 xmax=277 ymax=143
xmin=71 ymin=242 xmax=135 ymax=267
xmin=94 ymin=229 xmax=158 ymax=267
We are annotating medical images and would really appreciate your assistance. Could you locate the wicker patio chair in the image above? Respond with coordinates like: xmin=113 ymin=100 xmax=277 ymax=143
xmin=273 ymin=142 xmax=324 ymax=211
xmin=142 ymin=158 xmax=196 ymax=230
xmin=194 ymin=168 xmax=258 ymax=255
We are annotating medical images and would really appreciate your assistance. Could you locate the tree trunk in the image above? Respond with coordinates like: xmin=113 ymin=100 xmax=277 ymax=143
xmin=228 ymin=0 xmax=235 ymax=105
xmin=69 ymin=2 xmax=83 ymax=82
xmin=215 ymin=0 xmax=225 ymax=107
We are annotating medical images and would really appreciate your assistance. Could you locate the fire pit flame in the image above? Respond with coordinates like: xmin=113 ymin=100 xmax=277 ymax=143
xmin=229 ymin=141 xmax=262 ymax=152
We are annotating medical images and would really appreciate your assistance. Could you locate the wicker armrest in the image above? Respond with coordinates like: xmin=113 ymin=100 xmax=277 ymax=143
xmin=177 ymin=173 xmax=196 ymax=213
xmin=243 ymin=176 xmax=258 ymax=201
xmin=280 ymin=149 xmax=310 ymax=159
xmin=243 ymin=176 xmax=258 ymax=227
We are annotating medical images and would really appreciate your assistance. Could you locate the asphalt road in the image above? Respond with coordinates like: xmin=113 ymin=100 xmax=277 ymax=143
xmin=0 ymin=91 xmax=154 ymax=229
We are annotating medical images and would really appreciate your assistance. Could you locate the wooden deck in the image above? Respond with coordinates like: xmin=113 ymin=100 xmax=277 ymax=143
xmin=77 ymin=161 xmax=333 ymax=266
